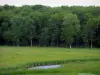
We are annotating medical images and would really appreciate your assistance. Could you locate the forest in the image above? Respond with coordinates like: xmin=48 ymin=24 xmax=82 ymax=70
xmin=0 ymin=4 xmax=100 ymax=48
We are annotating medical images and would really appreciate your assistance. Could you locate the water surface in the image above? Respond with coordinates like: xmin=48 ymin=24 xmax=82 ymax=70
xmin=78 ymin=73 xmax=96 ymax=75
xmin=28 ymin=65 xmax=61 ymax=70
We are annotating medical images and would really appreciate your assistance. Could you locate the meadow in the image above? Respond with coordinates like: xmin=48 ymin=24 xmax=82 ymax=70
xmin=0 ymin=47 xmax=100 ymax=75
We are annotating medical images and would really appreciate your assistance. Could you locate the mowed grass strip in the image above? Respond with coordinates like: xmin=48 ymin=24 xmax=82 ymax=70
xmin=0 ymin=47 xmax=100 ymax=68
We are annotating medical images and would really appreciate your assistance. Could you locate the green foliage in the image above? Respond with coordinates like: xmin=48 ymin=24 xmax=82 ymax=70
xmin=61 ymin=13 xmax=80 ymax=48
xmin=0 ymin=5 xmax=100 ymax=47
xmin=39 ymin=27 xmax=50 ymax=46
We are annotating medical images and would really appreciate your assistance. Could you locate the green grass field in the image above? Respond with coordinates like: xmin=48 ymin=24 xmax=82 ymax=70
xmin=0 ymin=47 xmax=100 ymax=75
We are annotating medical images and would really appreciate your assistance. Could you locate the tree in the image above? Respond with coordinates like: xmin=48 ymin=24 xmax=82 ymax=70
xmin=61 ymin=13 xmax=80 ymax=48
xmin=95 ymin=16 xmax=100 ymax=47
xmin=82 ymin=17 xmax=97 ymax=48
xmin=48 ymin=13 xmax=63 ymax=47
xmin=10 ymin=16 xmax=23 ymax=46
xmin=24 ymin=17 xmax=36 ymax=46
xmin=39 ymin=27 xmax=50 ymax=46
xmin=0 ymin=5 xmax=100 ymax=47
xmin=2 ymin=30 xmax=13 ymax=45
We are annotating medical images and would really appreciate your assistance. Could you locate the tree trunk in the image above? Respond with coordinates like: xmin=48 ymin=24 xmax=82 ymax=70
xmin=66 ymin=44 xmax=67 ymax=48
xmin=17 ymin=39 xmax=19 ymax=47
xmin=38 ymin=42 xmax=40 ymax=47
xmin=38 ymin=41 xmax=40 ymax=47
xmin=17 ymin=42 xmax=19 ymax=47
xmin=51 ymin=42 xmax=52 ymax=47
xmin=70 ymin=44 xmax=72 ymax=48
xmin=57 ymin=38 xmax=58 ymax=47
xmin=90 ymin=33 xmax=92 ymax=49
xmin=31 ymin=39 xmax=32 ymax=47
xmin=76 ymin=41 xmax=78 ymax=48
xmin=44 ymin=44 xmax=46 ymax=47
xmin=91 ymin=40 xmax=92 ymax=49
xmin=85 ymin=42 xmax=87 ymax=48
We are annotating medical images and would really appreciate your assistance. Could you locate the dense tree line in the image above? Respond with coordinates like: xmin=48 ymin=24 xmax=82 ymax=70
xmin=0 ymin=4 xmax=100 ymax=48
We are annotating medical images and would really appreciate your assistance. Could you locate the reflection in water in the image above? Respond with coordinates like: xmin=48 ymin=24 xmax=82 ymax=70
xmin=78 ymin=73 xmax=96 ymax=75
xmin=28 ymin=65 xmax=61 ymax=70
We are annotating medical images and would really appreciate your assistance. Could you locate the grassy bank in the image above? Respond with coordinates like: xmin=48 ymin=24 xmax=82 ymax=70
xmin=0 ymin=47 xmax=100 ymax=75
xmin=1 ymin=61 xmax=100 ymax=75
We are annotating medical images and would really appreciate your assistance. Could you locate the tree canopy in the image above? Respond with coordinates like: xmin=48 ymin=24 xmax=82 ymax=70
xmin=0 ymin=5 xmax=100 ymax=48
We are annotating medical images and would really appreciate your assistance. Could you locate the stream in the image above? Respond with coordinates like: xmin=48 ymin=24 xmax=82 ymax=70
xmin=28 ymin=65 xmax=61 ymax=70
